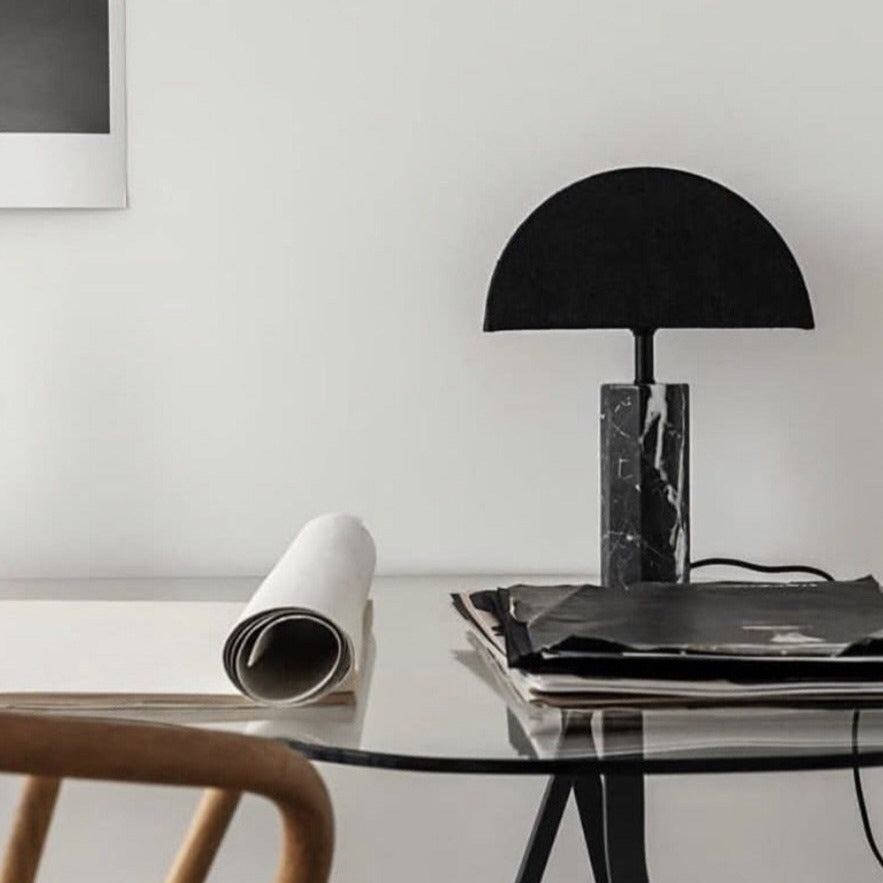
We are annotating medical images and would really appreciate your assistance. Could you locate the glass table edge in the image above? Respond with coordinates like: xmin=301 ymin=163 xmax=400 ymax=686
xmin=282 ymin=738 xmax=883 ymax=776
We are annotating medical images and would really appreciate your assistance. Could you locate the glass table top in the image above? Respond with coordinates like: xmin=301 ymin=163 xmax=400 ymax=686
xmin=244 ymin=578 xmax=883 ymax=774
xmin=8 ymin=576 xmax=883 ymax=776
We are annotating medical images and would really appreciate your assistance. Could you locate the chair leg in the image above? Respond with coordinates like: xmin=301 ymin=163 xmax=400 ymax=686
xmin=166 ymin=788 xmax=241 ymax=883
xmin=0 ymin=775 xmax=61 ymax=883
xmin=514 ymin=776 xmax=573 ymax=883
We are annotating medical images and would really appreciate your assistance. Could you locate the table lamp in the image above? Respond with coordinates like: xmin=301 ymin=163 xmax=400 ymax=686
xmin=484 ymin=167 xmax=814 ymax=589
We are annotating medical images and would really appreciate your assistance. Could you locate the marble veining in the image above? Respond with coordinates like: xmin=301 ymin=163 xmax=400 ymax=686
xmin=601 ymin=383 xmax=690 ymax=589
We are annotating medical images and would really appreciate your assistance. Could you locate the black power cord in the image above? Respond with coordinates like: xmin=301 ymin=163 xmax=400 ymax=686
xmin=852 ymin=710 xmax=883 ymax=871
xmin=691 ymin=556 xmax=882 ymax=872
xmin=690 ymin=557 xmax=835 ymax=583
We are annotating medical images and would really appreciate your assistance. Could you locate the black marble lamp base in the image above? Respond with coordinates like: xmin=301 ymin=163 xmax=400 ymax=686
xmin=601 ymin=383 xmax=690 ymax=589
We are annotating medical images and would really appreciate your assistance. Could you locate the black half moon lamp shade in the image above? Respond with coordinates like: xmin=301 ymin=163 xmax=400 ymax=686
xmin=483 ymin=167 xmax=814 ymax=588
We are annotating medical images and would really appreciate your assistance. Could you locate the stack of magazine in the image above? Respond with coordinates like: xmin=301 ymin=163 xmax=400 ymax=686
xmin=452 ymin=578 xmax=883 ymax=709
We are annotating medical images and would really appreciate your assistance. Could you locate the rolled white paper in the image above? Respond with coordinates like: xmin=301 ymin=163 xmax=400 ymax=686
xmin=223 ymin=513 xmax=376 ymax=705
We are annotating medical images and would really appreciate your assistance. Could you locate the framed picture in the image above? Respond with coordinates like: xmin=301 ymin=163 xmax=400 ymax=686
xmin=0 ymin=0 xmax=127 ymax=208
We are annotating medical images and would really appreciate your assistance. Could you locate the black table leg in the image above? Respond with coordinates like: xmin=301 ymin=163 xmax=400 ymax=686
xmin=587 ymin=770 xmax=649 ymax=882
xmin=598 ymin=711 xmax=650 ymax=883
xmin=515 ymin=776 xmax=573 ymax=883
xmin=513 ymin=711 xmax=651 ymax=883
xmin=573 ymin=773 xmax=610 ymax=883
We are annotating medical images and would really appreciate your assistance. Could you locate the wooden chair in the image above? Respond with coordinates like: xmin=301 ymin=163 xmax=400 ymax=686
xmin=0 ymin=711 xmax=333 ymax=883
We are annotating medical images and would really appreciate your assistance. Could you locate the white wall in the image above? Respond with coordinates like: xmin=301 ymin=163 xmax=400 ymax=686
xmin=0 ymin=0 xmax=878 ymax=580
xmin=0 ymin=2 xmax=881 ymax=881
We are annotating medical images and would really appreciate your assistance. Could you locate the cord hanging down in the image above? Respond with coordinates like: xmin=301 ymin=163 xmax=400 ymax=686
xmin=692 ymin=556 xmax=883 ymax=871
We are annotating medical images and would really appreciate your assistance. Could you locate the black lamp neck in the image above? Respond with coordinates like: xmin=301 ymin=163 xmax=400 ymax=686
xmin=633 ymin=329 xmax=656 ymax=384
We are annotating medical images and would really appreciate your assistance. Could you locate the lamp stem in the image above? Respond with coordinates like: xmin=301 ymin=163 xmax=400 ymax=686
xmin=633 ymin=329 xmax=656 ymax=384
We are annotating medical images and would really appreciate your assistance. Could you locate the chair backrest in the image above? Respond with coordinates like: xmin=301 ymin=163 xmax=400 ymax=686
xmin=0 ymin=711 xmax=333 ymax=883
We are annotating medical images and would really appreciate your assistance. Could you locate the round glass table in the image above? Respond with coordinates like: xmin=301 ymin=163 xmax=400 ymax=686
xmin=13 ymin=575 xmax=883 ymax=883
xmin=234 ymin=577 xmax=883 ymax=883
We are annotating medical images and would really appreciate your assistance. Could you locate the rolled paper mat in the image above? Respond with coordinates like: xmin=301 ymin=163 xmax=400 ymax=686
xmin=223 ymin=513 xmax=376 ymax=705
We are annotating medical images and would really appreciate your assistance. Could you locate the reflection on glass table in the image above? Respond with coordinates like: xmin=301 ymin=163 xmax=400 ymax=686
xmin=243 ymin=578 xmax=883 ymax=883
